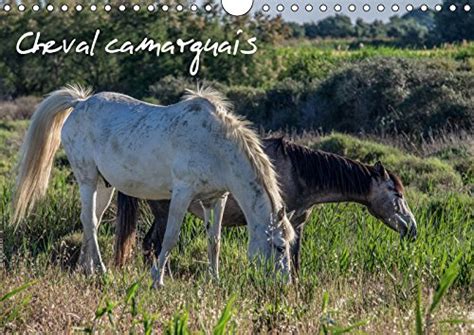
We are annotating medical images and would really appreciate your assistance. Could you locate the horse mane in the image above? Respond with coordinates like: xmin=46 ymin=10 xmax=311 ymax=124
xmin=268 ymin=137 xmax=378 ymax=196
xmin=182 ymin=87 xmax=283 ymax=211
xmin=389 ymin=172 xmax=404 ymax=194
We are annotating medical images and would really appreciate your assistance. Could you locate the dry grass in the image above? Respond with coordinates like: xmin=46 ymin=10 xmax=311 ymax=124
xmin=1 ymin=259 xmax=473 ymax=334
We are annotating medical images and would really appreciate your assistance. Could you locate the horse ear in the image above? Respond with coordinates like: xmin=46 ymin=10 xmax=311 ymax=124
xmin=374 ymin=161 xmax=389 ymax=180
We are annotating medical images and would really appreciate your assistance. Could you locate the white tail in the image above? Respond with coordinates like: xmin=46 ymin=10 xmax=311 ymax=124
xmin=12 ymin=85 xmax=91 ymax=224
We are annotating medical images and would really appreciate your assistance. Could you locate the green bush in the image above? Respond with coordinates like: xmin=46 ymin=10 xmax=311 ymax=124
xmin=315 ymin=57 xmax=473 ymax=135
xmin=263 ymin=79 xmax=309 ymax=129
xmin=149 ymin=76 xmax=194 ymax=105
xmin=429 ymin=144 xmax=474 ymax=188
xmin=224 ymin=79 xmax=322 ymax=130
xmin=434 ymin=0 xmax=474 ymax=43
xmin=277 ymin=52 xmax=339 ymax=82
xmin=225 ymin=86 xmax=267 ymax=123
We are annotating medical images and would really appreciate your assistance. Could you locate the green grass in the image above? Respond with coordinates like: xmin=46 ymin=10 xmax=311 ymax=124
xmin=251 ymin=42 xmax=474 ymax=86
xmin=274 ymin=43 xmax=474 ymax=60
xmin=0 ymin=121 xmax=473 ymax=333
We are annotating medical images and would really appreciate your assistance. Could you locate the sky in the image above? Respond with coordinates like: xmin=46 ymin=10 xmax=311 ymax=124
xmin=214 ymin=0 xmax=443 ymax=23
xmin=255 ymin=0 xmax=442 ymax=22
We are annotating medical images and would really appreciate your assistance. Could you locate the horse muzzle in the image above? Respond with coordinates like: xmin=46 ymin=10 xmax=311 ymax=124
xmin=397 ymin=214 xmax=417 ymax=241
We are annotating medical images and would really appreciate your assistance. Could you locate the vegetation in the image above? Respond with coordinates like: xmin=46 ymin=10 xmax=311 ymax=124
xmin=0 ymin=1 xmax=472 ymax=137
xmin=145 ymin=54 xmax=474 ymax=135
xmin=0 ymin=0 xmax=472 ymax=332
xmin=298 ymin=0 xmax=473 ymax=46
xmin=0 ymin=120 xmax=472 ymax=332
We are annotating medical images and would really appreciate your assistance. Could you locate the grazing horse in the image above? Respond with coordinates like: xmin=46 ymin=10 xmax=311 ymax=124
xmin=114 ymin=138 xmax=417 ymax=272
xmin=12 ymin=86 xmax=295 ymax=286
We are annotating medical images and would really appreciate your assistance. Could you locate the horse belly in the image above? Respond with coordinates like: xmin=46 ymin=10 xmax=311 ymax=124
xmin=187 ymin=195 xmax=247 ymax=227
xmin=96 ymin=148 xmax=174 ymax=200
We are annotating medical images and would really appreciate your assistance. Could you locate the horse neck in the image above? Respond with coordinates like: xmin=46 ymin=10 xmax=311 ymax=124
xmin=306 ymin=188 xmax=368 ymax=206
xmin=226 ymin=155 xmax=276 ymax=247
xmin=297 ymin=152 xmax=373 ymax=208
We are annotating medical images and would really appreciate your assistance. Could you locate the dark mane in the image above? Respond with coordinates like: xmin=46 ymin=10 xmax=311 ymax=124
xmin=267 ymin=138 xmax=377 ymax=196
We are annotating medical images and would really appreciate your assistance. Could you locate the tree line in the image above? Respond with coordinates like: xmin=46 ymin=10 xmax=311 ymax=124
xmin=0 ymin=0 xmax=472 ymax=99
xmin=289 ymin=0 xmax=473 ymax=47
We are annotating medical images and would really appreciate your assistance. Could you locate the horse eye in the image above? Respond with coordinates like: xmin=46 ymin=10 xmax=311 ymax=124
xmin=274 ymin=244 xmax=285 ymax=253
xmin=389 ymin=187 xmax=402 ymax=198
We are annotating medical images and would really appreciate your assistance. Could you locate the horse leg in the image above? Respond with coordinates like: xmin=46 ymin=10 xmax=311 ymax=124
xmin=143 ymin=200 xmax=170 ymax=263
xmin=151 ymin=186 xmax=193 ymax=287
xmin=94 ymin=180 xmax=115 ymax=264
xmin=77 ymin=181 xmax=106 ymax=275
xmin=292 ymin=224 xmax=304 ymax=274
xmin=96 ymin=180 xmax=115 ymax=225
xmin=203 ymin=193 xmax=229 ymax=279
xmin=291 ymin=210 xmax=311 ymax=273
xmin=76 ymin=173 xmax=114 ymax=274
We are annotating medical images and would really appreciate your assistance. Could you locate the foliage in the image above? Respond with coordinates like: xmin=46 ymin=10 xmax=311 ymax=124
xmin=304 ymin=15 xmax=355 ymax=39
xmin=315 ymin=57 xmax=474 ymax=136
xmin=387 ymin=17 xmax=430 ymax=47
xmin=402 ymin=9 xmax=437 ymax=31
xmin=4 ymin=47 xmax=474 ymax=137
xmin=0 ymin=96 xmax=40 ymax=121
xmin=2 ymin=7 xmax=474 ymax=101
xmin=0 ymin=8 xmax=472 ymax=333
xmin=0 ymin=6 xmax=288 ymax=98
xmin=435 ymin=0 xmax=474 ymax=43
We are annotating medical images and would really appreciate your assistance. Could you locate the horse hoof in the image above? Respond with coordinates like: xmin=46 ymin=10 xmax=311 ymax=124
xmin=97 ymin=262 xmax=107 ymax=274
xmin=152 ymin=280 xmax=164 ymax=289
xmin=151 ymin=265 xmax=159 ymax=281
xmin=78 ymin=259 xmax=106 ymax=276
xmin=79 ymin=263 xmax=94 ymax=276
xmin=208 ymin=271 xmax=220 ymax=281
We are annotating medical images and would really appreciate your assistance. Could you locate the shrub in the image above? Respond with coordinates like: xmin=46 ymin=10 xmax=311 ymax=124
xmin=434 ymin=0 xmax=474 ymax=43
xmin=263 ymin=79 xmax=308 ymax=129
xmin=315 ymin=57 xmax=474 ymax=135
xmin=223 ymin=79 xmax=324 ymax=130
xmin=429 ymin=143 xmax=474 ymax=188
xmin=225 ymin=86 xmax=267 ymax=124
xmin=0 ymin=96 xmax=40 ymax=121
xmin=0 ymin=73 xmax=15 ymax=99
xmin=149 ymin=76 xmax=194 ymax=105
xmin=278 ymin=52 xmax=340 ymax=82
xmin=144 ymin=57 xmax=473 ymax=137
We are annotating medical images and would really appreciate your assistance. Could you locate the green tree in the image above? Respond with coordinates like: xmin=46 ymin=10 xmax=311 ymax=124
xmin=354 ymin=18 xmax=371 ymax=38
xmin=387 ymin=17 xmax=429 ymax=47
xmin=435 ymin=0 xmax=474 ymax=42
xmin=305 ymin=15 xmax=355 ymax=39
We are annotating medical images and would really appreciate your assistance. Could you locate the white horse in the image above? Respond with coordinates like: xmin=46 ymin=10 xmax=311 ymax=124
xmin=12 ymin=85 xmax=295 ymax=286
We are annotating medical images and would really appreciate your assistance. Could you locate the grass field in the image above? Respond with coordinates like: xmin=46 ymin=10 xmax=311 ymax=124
xmin=0 ymin=120 xmax=472 ymax=333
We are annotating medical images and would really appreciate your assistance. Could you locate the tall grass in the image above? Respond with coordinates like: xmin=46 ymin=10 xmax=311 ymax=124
xmin=0 ymin=123 xmax=472 ymax=333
